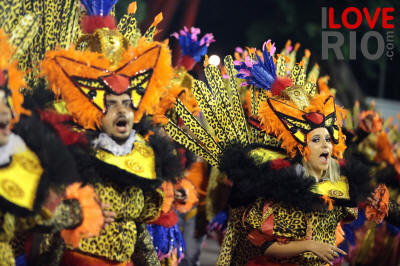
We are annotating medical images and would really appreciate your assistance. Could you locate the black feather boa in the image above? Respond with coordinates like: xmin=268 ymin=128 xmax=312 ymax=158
xmin=77 ymin=115 xmax=182 ymax=189
xmin=0 ymin=114 xmax=79 ymax=216
xmin=220 ymin=144 xmax=372 ymax=212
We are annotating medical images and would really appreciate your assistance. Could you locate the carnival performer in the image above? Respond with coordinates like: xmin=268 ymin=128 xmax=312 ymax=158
xmin=40 ymin=1 xmax=183 ymax=265
xmin=156 ymin=39 xmax=373 ymax=265
xmin=0 ymin=28 xmax=103 ymax=266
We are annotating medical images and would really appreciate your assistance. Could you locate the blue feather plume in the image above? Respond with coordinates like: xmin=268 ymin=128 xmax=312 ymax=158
xmin=234 ymin=40 xmax=277 ymax=89
xmin=80 ymin=0 xmax=118 ymax=16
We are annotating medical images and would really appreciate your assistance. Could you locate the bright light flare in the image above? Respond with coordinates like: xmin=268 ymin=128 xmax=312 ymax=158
xmin=208 ymin=54 xmax=221 ymax=66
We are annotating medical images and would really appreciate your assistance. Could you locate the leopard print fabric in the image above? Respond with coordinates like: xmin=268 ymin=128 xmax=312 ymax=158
xmin=10 ymin=199 xmax=82 ymax=263
xmin=118 ymin=13 xmax=141 ymax=47
xmin=164 ymin=121 xmax=219 ymax=166
xmin=0 ymin=0 xmax=81 ymax=87
xmin=271 ymin=204 xmax=347 ymax=265
xmin=74 ymin=183 xmax=163 ymax=262
xmin=174 ymin=99 xmax=222 ymax=155
xmin=0 ymin=242 xmax=15 ymax=266
xmin=216 ymin=207 xmax=263 ymax=266
xmin=219 ymin=199 xmax=353 ymax=265
xmin=132 ymin=223 xmax=161 ymax=266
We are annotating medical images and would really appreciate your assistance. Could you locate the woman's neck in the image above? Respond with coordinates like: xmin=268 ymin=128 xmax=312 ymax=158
xmin=308 ymin=167 xmax=323 ymax=181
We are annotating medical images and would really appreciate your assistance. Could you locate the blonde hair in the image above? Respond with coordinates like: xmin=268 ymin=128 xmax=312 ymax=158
xmin=302 ymin=157 xmax=340 ymax=183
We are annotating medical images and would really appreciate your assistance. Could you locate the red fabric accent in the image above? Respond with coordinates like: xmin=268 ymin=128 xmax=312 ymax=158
xmin=247 ymin=202 xmax=275 ymax=247
xmin=39 ymin=110 xmax=88 ymax=146
xmin=0 ymin=70 xmax=6 ymax=86
xmin=178 ymin=55 xmax=196 ymax=71
xmin=43 ymin=188 xmax=63 ymax=212
xmin=339 ymin=158 xmax=347 ymax=167
xmin=261 ymin=213 xmax=274 ymax=237
xmin=304 ymin=112 xmax=324 ymax=125
xmin=81 ymin=15 xmax=117 ymax=34
xmin=178 ymin=147 xmax=187 ymax=169
xmin=61 ymin=250 xmax=131 ymax=266
xmin=271 ymin=77 xmax=292 ymax=96
xmin=248 ymin=116 xmax=262 ymax=130
xmin=270 ymin=158 xmax=290 ymax=170
xmin=247 ymin=229 xmax=272 ymax=247
xmin=24 ymin=233 xmax=33 ymax=259
xmin=102 ymin=74 xmax=130 ymax=94
xmin=150 ymin=210 xmax=178 ymax=228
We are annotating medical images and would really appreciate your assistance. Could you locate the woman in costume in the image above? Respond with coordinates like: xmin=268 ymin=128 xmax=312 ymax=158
xmin=41 ymin=1 xmax=184 ymax=265
xmin=157 ymin=40 xmax=372 ymax=265
xmin=0 ymin=28 xmax=103 ymax=266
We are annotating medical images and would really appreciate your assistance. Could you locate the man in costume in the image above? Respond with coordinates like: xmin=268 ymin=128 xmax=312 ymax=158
xmin=41 ymin=1 xmax=183 ymax=265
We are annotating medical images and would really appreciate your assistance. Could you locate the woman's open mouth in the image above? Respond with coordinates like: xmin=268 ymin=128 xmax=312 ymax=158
xmin=319 ymin=152 xmax=329 ymax=164
xmin=0 ymin=119 xmax=10 ymax=136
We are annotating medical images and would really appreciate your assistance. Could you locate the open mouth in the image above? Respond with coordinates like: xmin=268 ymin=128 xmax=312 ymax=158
xmin=0 ymin=119 xmax=10 ymax=136
xmin=319 ymin=152 xmax=329 ymax=164
xmin=115 ymin=117 xmax=129 ymax=133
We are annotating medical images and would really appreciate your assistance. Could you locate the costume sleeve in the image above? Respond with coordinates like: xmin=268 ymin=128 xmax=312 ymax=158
xmin=137 ymin=189 xmax=164 ymax=223
xmin=244 ymin=198 xmax=278 ymax=249
xmin=341 ymin=207 xmax=359 ymax=223
xmin=387 ymin=199 xmax=400 ymax=227
xmin=132 ymin=223 xmax=161 ymax=266
xmin=33 ymin=199 xmax=82 ymax=233
xmin=216 ymin=206 xmax=249 ymax=266
xmin=217 ymin=206 xmax=264 ymax=266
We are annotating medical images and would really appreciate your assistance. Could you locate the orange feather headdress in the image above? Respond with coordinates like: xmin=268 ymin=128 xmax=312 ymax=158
xmin=41 ymin=1 xmax=173 ymax=130
xmin=240 ymin=41 xmax=347 ymax=159
xmin=0 ymin=30 xmax=30 ymax=126
xmin=259 ymin=90 xmax=347 ymax=159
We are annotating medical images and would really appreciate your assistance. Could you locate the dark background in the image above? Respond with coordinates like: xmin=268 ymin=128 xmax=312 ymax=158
xmin=116 ymin=0 xmax=400 ymax=109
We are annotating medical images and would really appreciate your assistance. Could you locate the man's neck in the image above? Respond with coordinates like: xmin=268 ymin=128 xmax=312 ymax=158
xmin=93 ymin=130 xmax=136 ymax=156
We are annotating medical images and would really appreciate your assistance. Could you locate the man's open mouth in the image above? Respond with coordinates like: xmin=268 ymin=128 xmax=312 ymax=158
xmin=115 ymin=117 xmax=128 ymax=133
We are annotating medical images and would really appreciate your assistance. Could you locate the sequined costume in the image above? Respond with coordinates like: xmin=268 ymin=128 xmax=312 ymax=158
xmin=156 ymin=40 xmax=372 ymax=265
xmin=40 ymin=1 xmax=182 ymax=264
xmin=216 ymin=155 xmax=364 ymax=266
xmin=0 ymin=29 xmax=102 ymax=265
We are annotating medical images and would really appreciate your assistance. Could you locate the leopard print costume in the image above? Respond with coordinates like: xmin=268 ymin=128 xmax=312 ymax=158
xmin=216 ymin=207 xmax=263 ymax=266
xmin=73 ymin=182 xmax=163 ymax=262
xmin=217 ymin=198 xmax=357 ymax=265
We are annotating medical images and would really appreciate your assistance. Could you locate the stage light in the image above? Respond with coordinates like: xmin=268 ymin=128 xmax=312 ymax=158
xmin=208 ymin=54 xmax=221 ymax=66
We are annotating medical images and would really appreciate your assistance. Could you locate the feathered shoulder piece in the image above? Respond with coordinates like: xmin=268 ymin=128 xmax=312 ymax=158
xmin=41 ymin=0 xmax=173 ymax=130
xmin=221 ymin=144 xmax=371 ymax=211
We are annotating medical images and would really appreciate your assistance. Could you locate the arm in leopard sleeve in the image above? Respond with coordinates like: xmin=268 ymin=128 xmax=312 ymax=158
xmin=131 ymin=223 xmax=161 ymax=266
xmin=33 ymin=199 xmax=83 ymax=233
